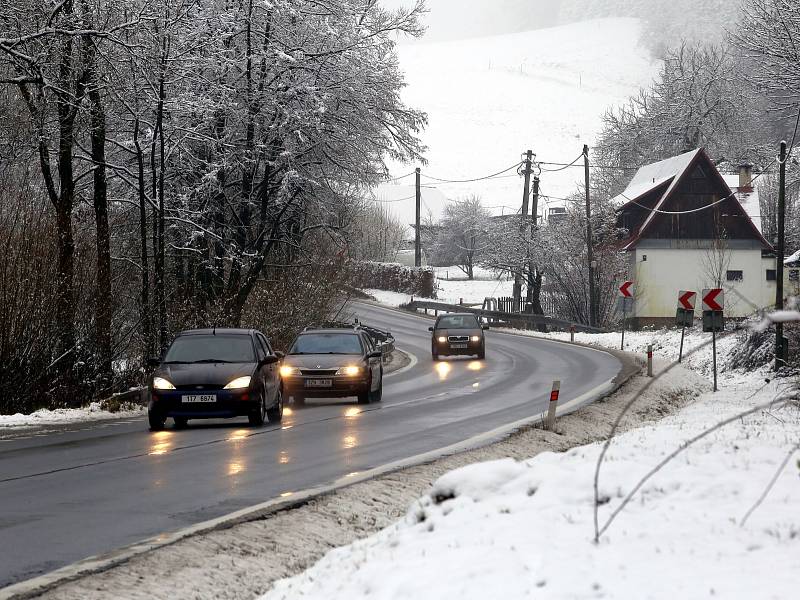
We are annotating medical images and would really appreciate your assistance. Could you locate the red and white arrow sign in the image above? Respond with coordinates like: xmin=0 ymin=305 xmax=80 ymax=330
xmin=702 ymin=288 xmax=724 ymax=312
xmin=619 ymin=281 xmax=634 ymax=298
xmin=678 ymin=290 xmax=697 ymax=311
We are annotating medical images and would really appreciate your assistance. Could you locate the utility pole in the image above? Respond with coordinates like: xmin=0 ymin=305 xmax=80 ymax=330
xmin=775 ymin=141 xmax=787 ymax=370
xmin=584 ymin=144 xmax=597 ymax=327
xmin=526 ymin=175 xmax=540 ymax=307
xmin=513 ymin=150 xmax=534 ymax=307
xmin=415 ymin=167 xmax=421 ymax=267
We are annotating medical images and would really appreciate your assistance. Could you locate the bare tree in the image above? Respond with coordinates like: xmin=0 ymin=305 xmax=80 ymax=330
xmin=429 ymin=196 xmax=491 ymax=279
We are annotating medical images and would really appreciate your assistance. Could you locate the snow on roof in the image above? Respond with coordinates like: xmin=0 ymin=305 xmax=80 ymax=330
xmin=722 ymin=174 xmax=762 ymax=233
xmin=612 ymin=149 xmax=701 ymax=206
xmin=785 ymin=249 xmax=800 ymax=266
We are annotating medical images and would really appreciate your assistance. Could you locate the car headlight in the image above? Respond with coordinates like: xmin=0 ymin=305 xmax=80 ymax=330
xmin=224 ymin=376 xmax=252 ymax=389
xmin=279 ymin=365 xmax=301 ymax=378
xmin=471 ymin=336 xmax=481 ymax=342
xmin=337 ymin=366 xmax=361 ymax=376
xmin=437 ymin=336 xmax=447 ymax=343
xmin=153 ymin=377 xmax=175 ymax=390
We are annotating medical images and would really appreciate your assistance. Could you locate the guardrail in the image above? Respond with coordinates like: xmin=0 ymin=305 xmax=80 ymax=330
xmin=358 ymin=323 xmax=396 ymax=356
xmin=401 ymin=300 xmax=607 ymax=334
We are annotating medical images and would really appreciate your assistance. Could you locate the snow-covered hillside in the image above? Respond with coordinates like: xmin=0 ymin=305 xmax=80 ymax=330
xmin=377 ymin=18 xmax=657 ymax=227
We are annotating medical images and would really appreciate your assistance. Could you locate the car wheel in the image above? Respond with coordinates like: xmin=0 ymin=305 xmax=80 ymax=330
xmin=370 ymin=383 xmax=383 ymax=403
xmin=432 ymin=346 xmax=439 ymax=361
xmin=173 ymin=416 xmax=188 ymax=429
xmin=477 ymin=344 xmax=486 ymax=360
xmin=358 ymin=383 xmax=372 ymax=404
xmin=248 ymin=390 xmax=267 ymax=427
xmin=266 ymin=389 xmax=284 ymax=423
xmin=148 ymin=409 xmax=166 ymax=431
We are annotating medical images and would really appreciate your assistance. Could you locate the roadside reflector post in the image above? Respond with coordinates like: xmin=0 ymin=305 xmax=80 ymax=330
xmin=570 ymin=325 xmax=575 ymax=343
xmin=647 ymin=344 xmax=653 ymax=377
xmin=546 ymin=380 xmax=561 ymax=432
xmin=459 ymin=297 xmax=463 ymax=305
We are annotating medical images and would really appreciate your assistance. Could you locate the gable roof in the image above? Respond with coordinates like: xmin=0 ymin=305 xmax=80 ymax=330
xmin=614 ymin=148 xmax=771 ymax=251
xmin=611 ymin=149 xmax=701 ymax=207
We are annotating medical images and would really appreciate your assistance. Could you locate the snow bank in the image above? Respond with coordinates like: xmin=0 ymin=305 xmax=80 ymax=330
xmin=263 ymin=371 xmax=799 ymax=600
xmin=0 ymin=401 xmax=144 ymax=429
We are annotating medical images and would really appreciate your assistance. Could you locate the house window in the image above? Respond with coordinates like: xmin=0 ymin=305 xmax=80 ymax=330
xmin=790 ymin=270 xmax=799 ymax=281
xmin=766 ymin=269 xmax=777 ymax=281
xmin=726 ymin=270 xmax=744 ymax=282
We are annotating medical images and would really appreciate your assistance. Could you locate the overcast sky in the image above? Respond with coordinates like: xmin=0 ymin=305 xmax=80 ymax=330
xmin=382 ymin=0 xmax=561 ymax=41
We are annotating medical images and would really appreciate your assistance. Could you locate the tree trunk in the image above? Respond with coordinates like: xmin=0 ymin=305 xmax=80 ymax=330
xmin=133 ymin=116 xmax=153 ymax=359
xmin=89 ymin=87 xmax=113 ymax=396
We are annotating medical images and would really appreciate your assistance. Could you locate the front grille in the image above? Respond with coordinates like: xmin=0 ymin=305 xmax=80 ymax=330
xmin=300 ymin=369 xmax=338 ymax=376
xmin=176 ymin=384 xmax=218 ymax=391
xmin=448 ymin=336 xmax=469 ymax=343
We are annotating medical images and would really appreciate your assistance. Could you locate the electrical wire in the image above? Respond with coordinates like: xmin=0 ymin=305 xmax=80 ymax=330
xmin=419 ymin=161 xmax=523 ymax=184
xmin=384 ymin=170 xmax=417 ymax=183
xmin=536 ymin=153 xmax=584 ymax=173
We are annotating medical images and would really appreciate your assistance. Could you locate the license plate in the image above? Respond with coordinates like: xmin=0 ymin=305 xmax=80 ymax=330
xmin=305 ymin=379 xmax=332 ymax=388
xmin=450 ymin=343 xmax=468 ymax=349
xmin=182 ymin=394 xmax=217 ymax=403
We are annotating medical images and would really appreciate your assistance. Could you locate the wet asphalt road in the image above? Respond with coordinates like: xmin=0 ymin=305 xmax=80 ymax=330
xmin=0 ymin=302 xmax=621 ymax=588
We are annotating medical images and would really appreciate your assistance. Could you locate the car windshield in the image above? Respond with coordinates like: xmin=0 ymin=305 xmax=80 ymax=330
xmin=290 ymin=333 xmax=363 ymax=355
xmin=437 ymin=315 xmax=479 ymax=329
xmin=163 ymin=335 xmax=256 ymax=363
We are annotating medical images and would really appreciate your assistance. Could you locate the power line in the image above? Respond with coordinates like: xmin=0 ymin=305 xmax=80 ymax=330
xmin=419 ymin=161 xmax=523 ymax=184
xmin=383 ymin=170 xmax=417 ymax=183
xmin=536 ymin=153 xmax=584 ymax=173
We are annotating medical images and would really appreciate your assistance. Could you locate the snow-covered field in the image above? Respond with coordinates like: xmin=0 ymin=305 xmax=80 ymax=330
xmin=263 ymin=300 xmax=799 ymax=599
xmin=366 ymin=266 xmax=516 ymax=307
xmin=377 ymin=18 xmax=657 ymax=227
xmin=0 ymin=401 xmax=144 ymax=429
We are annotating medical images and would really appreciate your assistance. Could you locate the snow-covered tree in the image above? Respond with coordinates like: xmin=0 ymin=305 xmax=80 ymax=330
xmin=429 ymin=196 xmax=491 ymax=279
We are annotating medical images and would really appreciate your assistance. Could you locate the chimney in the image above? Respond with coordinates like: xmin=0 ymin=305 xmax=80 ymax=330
xmin=738 ymin=163 xmax=754 ymax=192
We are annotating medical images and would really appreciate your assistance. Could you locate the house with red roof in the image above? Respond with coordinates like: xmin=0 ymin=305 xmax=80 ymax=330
xmin=614 ymin=148 xmax=775 ymax=325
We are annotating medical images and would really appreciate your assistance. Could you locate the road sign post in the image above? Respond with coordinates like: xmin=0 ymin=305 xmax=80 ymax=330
xmin=546 ymin=380 xmax=561 ymax=431
xmin=702 ymin=289 xmax=724 ymax=392
xmin=619 ymin=281 xmax=634 ymax=350
xmin=675 ymin=291 xmax=697 ymax=363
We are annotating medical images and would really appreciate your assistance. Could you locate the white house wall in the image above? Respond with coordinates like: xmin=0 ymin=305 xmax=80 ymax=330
xmin=630 ymin=248 xmax=777 ymax=319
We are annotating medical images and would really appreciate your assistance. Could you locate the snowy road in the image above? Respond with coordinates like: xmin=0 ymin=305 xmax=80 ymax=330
xmin=0 ymin=303 xmax=621 ymax=589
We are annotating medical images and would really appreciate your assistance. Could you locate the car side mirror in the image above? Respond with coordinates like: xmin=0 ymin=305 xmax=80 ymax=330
xmin=428 ymin=326 xmax=434 ymax=332
xmin=260 ymin=355 xmax=280 ymax=367
xmin=368 ymin=351 xmax=382 ymax=360
xmin=147 ymin=357 xmax=161 ymax=368
xmin=274 ymin=351 xmax=285 ymax=360
xmin=482 ymin=324 xmax=489 ymax=330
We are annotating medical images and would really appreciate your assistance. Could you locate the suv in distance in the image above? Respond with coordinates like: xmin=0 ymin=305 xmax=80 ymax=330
xmin=429 ymin=313 xmax=488 ymax=360
xmin=280 ymin=327 xmax=383 ymax=405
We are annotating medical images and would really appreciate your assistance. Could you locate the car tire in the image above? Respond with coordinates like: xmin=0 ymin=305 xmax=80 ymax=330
xmin=173 ymin=416 xmax=188 ymax=429
xmin=369 ymin=383 xmax=382 ymax=403
xmin=432 ymin=346 xmax=439 ymax=361
xmin=266 ymin=389 xmax=284 ymax=423
xmin=357 ymin=386 xmax=371 ymax=404
xmin=477 ymin=344 xmax=486 ymax=360
xmin=248 ymin=390 xmax=267 ymax=427
xmin=148 ymin=410 xmax=166 ymax=431
xmin=293 ymin=394 xmax=305 ymax=407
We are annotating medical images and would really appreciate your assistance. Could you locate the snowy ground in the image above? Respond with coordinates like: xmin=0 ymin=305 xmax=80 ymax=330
xmin=365 ymin=266 xmax=516 ymax=308
xmin=0 ymin=400 xmax=144 ymax=430
xmin=255 ymin=295 xmax=799 ymax=599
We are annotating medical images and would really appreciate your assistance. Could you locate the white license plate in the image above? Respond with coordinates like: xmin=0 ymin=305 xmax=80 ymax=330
xmin=181 ymin=394 xmax=217 ymax=403
xmin=305 ymin=379 xmax=333 ymax=388
xmin=450 ymin=343 xmax=468 ymax=349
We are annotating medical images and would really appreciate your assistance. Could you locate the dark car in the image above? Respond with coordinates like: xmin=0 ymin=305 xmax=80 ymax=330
xmin=148 ymin=328 xmax=284 ymax=430
xmin=429 ymin=313 xmax=488 ymax=360
xmin=280 ymin=327 xmax=383 ymax=405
